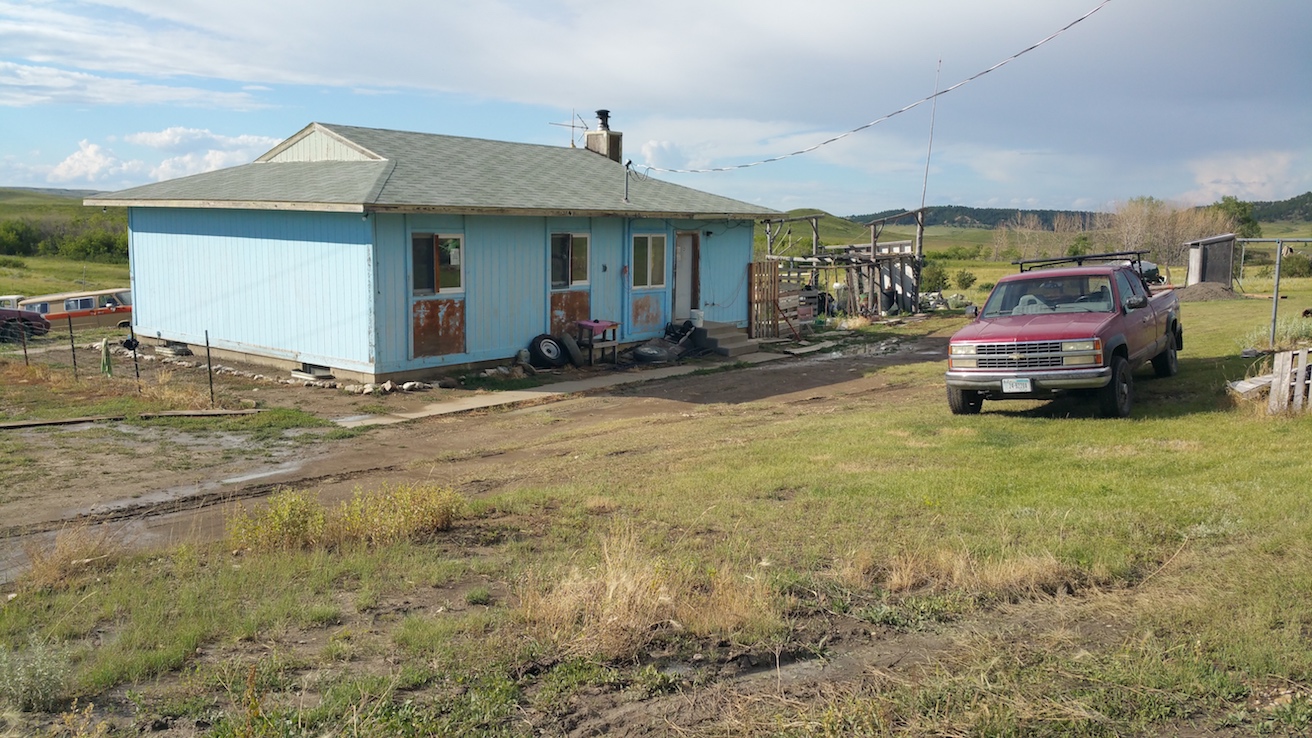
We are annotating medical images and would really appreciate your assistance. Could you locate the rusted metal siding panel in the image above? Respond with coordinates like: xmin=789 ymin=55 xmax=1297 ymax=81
xmin=413 ymin=298 xmax=465 ymax=356
xmin=129 ymin=208 xmax=376 ymax=372
xmin=550 ymin=291 xmax=590 ymax=337
xmin=630 ymin=293 xmax=665 ymax=334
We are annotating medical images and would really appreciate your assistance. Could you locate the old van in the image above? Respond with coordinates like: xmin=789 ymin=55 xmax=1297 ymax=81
xmin=19 ymin=288 xmax=133 ymax=330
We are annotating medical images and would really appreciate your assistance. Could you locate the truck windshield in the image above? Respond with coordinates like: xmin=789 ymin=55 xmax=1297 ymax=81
xmin=981 ymin=275 xmax=1115 ymax=318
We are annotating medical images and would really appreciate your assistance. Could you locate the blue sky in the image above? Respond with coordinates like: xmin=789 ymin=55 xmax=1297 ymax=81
xmin=2 ymin=0 xmax=1309 ymax=216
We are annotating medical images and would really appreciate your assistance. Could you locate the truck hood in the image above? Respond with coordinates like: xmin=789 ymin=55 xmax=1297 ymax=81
xmin=952 ymin=312 xmax=1116 ymax=343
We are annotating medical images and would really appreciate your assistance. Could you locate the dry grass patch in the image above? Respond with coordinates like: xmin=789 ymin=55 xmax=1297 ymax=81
xmin=885 ymin=547 xmax=1078 ymax=599
xmin=20 ymin=523 xmax=122 ymax=592
xmin=517 ymin=522 xmax=783 ymax=661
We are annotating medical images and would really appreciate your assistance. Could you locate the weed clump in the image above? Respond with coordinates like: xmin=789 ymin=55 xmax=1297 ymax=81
xmin=0 ymin=637 xmax=70 ymax=712
xmin=227 ymin=483 xmax=466 ymax=552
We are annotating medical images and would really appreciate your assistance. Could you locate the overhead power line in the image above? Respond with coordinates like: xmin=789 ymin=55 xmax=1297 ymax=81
xmin=638 ymin=0 xmax=1113 ymax=175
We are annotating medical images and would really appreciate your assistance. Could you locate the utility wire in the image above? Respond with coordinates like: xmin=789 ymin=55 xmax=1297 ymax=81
xmin=639 ymin=0 xmax=1112 ymax=175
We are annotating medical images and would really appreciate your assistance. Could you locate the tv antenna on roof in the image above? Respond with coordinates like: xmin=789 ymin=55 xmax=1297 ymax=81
xmin=549 ymin=109 xmax=591 ymax=147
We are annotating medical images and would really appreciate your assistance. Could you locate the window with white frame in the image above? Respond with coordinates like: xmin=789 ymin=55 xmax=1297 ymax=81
xmin=411 ymin=233 xmax=463 ymax=294
xmin=631 ymin=234 xmax=666 ymax=288
xmin=550 ymin=233 xmax=589 ymax=289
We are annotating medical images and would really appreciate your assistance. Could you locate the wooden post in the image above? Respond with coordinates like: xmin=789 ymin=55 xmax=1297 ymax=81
xmin=67 ymin=316 xmax=77 ymax=380
xmin=205 ymin=330 xmax=215 ymax=408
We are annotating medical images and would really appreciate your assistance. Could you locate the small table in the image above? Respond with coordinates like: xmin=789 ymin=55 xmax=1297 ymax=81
xmin=576 ymin=320 xmax=619 ymax=365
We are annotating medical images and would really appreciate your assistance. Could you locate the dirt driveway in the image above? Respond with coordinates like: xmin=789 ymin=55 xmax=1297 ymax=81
xmin=0 ymin=334 xmax=950 ymax=579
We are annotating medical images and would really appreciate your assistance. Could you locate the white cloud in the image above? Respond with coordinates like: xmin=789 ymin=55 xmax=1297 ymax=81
xmin=1178 ymin=150 xmax=1311 ymax=206
xmin=124 ymin=127 xmax=280 ymax=155
xmin=0 ymin=62 xmax=263 ymax=108
xmin=47 ymin=140 xmax=145 ymax=183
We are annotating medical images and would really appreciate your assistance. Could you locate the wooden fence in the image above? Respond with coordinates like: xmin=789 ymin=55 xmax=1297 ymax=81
xmin=1268 ymin=348 xmax=1312 ymax=413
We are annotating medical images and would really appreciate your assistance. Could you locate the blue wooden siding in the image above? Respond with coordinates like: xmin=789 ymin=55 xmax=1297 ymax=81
xmin=130 ymin=208 xmax=375 ymax=371
xmin=131 ymin=208 xmax=755 ymax=377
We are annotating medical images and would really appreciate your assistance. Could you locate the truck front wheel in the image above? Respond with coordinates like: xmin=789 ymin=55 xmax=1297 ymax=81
xmin=1098 ymin=356 xmax=1133 ymax=418
xmin=947 ymin=386 xmax=983 ymax=415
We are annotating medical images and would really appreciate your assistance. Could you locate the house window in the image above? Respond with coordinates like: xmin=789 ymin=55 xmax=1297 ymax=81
xmin=632 ymin=234 xmax=666 ymax=288
xmin=551 ymin=233 xmax=589 ymax=289
xmin=412 ymin=234 xmax=463 ymax=294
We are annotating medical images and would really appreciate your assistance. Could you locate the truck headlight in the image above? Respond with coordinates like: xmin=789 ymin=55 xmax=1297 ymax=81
xmin=949 ymin=344 xmax=977 ymax=356
xmin=1061 ymin=339 xmax=1099 ymax=352
xmin=1063 ymin=354 xmax=1099 ymax=366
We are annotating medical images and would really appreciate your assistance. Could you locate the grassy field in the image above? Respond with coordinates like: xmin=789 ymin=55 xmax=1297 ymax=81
xmin=0 ymin=256 xmax=130 ymax=298
xmin=2 ymin=266 xmax=1311 ymax=734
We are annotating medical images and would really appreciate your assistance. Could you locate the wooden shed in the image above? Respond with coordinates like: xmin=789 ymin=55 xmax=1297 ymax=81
xmin=86 ymin=120 xmax=779 ymax=381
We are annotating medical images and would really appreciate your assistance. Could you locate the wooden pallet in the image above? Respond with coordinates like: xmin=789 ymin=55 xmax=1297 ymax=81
xmin=1268 ymin=348 xmax=1312 ymax=413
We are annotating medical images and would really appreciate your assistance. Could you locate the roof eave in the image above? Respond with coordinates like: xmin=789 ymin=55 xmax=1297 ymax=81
xmin=82 ymin=198 xmax=366 ymax=213
xmin=368 ymin=204 xmax=777 ymax=219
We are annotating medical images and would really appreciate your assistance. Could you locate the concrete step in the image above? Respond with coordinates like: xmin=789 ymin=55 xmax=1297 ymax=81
xmin=689 ymin=321 xmax=759 ymax=357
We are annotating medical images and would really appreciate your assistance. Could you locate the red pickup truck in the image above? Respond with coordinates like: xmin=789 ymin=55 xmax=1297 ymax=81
xmin=944 ymin=252 xmax=1182 ymax=418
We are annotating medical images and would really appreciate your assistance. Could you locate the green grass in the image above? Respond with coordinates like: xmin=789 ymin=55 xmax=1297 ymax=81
xmin=0 ymin=255 xmax=129 ymax=297
xmin=3 ymin=269 xmax=1312 ymax=734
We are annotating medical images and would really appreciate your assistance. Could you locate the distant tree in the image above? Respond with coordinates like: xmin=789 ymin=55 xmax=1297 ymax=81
xmin=1067 ymin=233 xmax=1092 ymax=257
xmin=954 ymin=269 xmax=977 ymax=290
xmin=1209 ymin=195 xmax=1262 ymax=238
xmin=1113 ymin=197 xmax=1231 ymax=265
xmin=0 ymin=219 xmax=40 ymax=256
xmin=921 ymin=261 xmax=949 ymax=292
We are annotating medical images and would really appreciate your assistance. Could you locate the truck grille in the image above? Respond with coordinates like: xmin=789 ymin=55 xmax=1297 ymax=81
xmin=974 ymin=341 xmax=1065 ymax=370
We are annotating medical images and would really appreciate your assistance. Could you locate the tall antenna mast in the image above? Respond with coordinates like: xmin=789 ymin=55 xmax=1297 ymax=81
xmin=920 ymin=57 xmax=942 ymax=212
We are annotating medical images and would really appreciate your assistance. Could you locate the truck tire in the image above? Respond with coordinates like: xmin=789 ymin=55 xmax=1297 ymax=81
xmin=561 ymin=332 xmax=585 ymax=367
xmin=1151 ymin=332 xmax=1178 ymax=377
xmin=1098 ymin=355 xmax=1133 ymax=418
xmin=947 ymin=386 xmax=983 ymax=415
xmin=528 ymin=334 xmax=568 ymax=368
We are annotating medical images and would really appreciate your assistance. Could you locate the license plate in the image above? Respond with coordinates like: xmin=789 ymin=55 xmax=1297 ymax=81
xmin=1002 ymin=378 xmax=1032 ymax=393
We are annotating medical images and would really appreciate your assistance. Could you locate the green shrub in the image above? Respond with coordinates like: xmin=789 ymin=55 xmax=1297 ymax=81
xmin=227 ymin=489 xmax=327 ymax=551
xmin=921 ymin=262 xmax=949 ymax=292
xmin=0 ymin=638 xmax=70 ymax=712
xmin=0 ymin=256 xmax=27 ymax=270
xmin=954 ymin=269 xmax=977 ymax=290
xmin=940 ymin=244 xmax=983 ymax=260
xmin=1280 ymin=252 xmax=1312 ymax=278
xmin=331 ymin=483 xmax=466 ymax=546
xmin=227 ymin=484 xmax=466 ymax=552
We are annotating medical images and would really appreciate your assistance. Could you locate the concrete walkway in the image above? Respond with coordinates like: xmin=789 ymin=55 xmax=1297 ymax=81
xmin=333 ymin=352 xmax=787 ymax=428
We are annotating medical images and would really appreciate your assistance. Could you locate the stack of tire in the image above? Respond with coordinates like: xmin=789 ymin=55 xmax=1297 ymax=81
xmin=528 ymin=333 xmax=584 ymax=368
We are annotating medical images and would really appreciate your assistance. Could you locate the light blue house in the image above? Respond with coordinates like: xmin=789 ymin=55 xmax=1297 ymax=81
xmin=86 ymin=119 xmax=779 ymax=382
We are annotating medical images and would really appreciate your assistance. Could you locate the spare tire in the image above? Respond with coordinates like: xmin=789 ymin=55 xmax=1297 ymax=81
xmin=561 ymin=332 xmax=585 ymax=367
xmin=633 ymin=345 xmax=671 ymax=363
xmin=529 ymin=334 xmax=568 ymax=368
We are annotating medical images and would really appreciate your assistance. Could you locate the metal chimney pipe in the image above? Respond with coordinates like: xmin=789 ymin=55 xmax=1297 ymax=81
xmin=596 ymin=109 xmax=611 ymax=131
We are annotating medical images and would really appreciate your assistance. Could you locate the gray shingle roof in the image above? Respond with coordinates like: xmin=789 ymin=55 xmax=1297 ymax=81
xmin=87 ymin=123 xmax=780 ymax=219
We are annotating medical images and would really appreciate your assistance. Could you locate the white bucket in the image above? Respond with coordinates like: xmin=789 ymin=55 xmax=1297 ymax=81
xmin=689 ymin=309 xmax=704 ymax=327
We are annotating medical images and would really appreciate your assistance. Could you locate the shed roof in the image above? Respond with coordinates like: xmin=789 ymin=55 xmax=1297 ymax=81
xmin=86 ymin=123 xmax=780 ymax=219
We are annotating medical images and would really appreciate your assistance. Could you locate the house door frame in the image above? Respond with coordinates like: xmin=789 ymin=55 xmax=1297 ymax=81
xmin=672 ymin=231 xmax=700 ymax=321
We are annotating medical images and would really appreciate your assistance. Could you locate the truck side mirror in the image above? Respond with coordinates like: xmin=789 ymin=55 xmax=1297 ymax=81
xmin=1125 ymin=295 xmax=1148 ymax=310
xmin=964 ymin=305 xmax=978 ymax=318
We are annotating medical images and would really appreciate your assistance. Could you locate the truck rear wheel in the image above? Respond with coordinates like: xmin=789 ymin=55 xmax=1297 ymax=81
xmin=1098 ymin=355 xmax=1133 ymax=418
xmin=947 ymin=386 xmax=983 ymax=415
xmin=1151 ymin=333 xmax=1178 ymax=377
